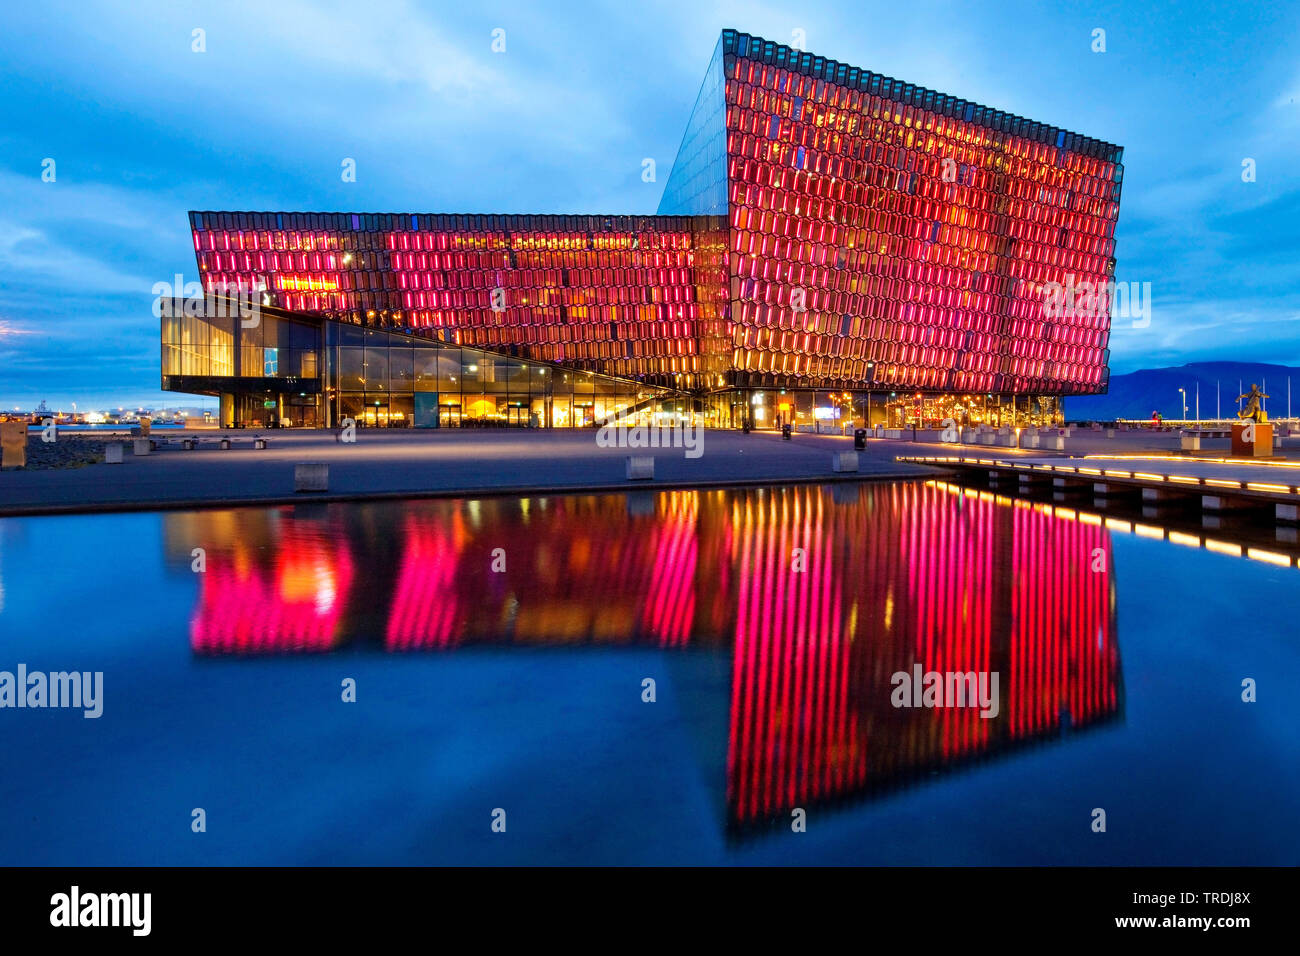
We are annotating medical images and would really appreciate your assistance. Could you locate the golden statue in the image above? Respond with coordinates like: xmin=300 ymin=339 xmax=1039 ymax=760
xmin=1237 ymin=384 xmax=1269 ymax=423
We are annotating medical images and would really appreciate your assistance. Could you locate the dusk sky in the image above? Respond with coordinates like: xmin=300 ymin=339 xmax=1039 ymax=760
xmin=2 ymin=0 xmax=1297 ymax=410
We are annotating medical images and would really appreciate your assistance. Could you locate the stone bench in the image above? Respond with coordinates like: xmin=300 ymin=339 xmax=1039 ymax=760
xmin=210 ymin=436 xmax=269 ymax=450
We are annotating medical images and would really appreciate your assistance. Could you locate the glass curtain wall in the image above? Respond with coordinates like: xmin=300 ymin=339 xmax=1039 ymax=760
xmin=704 ymin=389 xmax=1065 ymax=430
xmin=325 ymin=322 xmax=676 ymax=428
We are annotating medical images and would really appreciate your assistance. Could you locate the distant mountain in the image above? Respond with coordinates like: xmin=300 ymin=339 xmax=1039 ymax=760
xmin=1067 ymin=362 xmax=1300 ymax=422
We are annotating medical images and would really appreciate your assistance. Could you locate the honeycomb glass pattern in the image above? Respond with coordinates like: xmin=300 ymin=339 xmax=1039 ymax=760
xmin=721 ymin=30 xmax=1123 ymax=394
xmin=191 ymin=212 xmax=711 ymax=390
xmin=187 ymin=30 xmax=1123 ymax=402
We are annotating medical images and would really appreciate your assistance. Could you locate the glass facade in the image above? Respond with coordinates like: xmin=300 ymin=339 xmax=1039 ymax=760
xmin=190 ymin=212 xmax=716 ymax=391
xmin=160 ymin=307 xmax=235 ymax=377
xmin=160 ymin=299 xmax=324 ymax=427
xmin=161 ymin=299 xmax=677 ymax=429
xmin=658 ymin=35 xmax=730 ymax=217
xmin=719 ymin=29 xmax=1122 ymax=395
xmin=169 ymin=30 xmax=1124 ymax=422
xmin=325 ymin=321 xmax=676 ymax=429
xmin=704 ymin=388 xmax=1062 ymax=430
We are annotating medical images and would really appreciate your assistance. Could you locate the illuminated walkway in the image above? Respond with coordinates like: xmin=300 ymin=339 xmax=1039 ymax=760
xmin=897 ymin=453 xmax=1300 ymax=522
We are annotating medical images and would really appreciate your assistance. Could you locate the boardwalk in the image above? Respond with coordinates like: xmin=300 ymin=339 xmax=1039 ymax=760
xmin=897 ymin=453 xmax=1300 ymax=525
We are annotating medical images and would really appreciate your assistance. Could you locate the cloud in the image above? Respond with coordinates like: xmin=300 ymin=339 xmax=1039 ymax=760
xmin=2 ymin=0 xmax=1299 ymax=406
xmin=0 ymin=222 xmax=155 ymax=295
xmin=0 ymin=320 xmax=35 ymax=338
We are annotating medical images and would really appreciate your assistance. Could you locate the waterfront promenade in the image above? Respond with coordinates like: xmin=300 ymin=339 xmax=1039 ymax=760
xmin=0 ymin=429 xmax=936 ymax=515
xmin=3 ymin=427 xmax=1297 ymax=516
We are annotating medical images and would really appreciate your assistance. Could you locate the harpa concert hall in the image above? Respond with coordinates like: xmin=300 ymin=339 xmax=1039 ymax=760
xmin=162 ymin=29 xmax=1124 ymax=430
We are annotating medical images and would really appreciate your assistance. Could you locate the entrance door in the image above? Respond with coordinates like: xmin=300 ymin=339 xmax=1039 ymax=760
xmin=438 ymin=405 xmax=461 ymax=428
xmin=362 ymin=404 xmax=390 ymax=427
xmin=506 ymin=406 xmax=528 ymax=427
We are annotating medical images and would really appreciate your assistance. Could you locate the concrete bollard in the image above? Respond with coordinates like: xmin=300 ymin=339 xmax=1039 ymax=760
xmin=1022 ymin=432 xmax=1040 ymax=449
xmin=294 ymin=462 xmax=329 ymax=492
xmin=832 ymin=451 xmax=859 ymax=473
xmin=0 ymin=421 xmax=27 ymax=468
xmin=132 ymin=438 xmax=152 ymax=456
xmin=626 ymin=456 xmax=654 ymax=480
xmin=254 ymin=438 xmax=268 ymax=450
xmin=295 ymin=463 xmax=327 ymax=494
xmin=1105 ymin=429 xmax=1115 ymax=438
xmin=104 ymin=443 xmax=124 ymax=464
xmin=1180 ymin=434 xmax=1201 ymax=451
xmin=1046 ymin=435 xmax=1065 ymax=451
xmin=220 ymin=438 xmax=231 ymax=450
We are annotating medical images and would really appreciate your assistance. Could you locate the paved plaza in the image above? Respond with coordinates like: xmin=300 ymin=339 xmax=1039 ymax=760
xmin=0 ymin=428 xmax=930 ymax=515
xmin=2 ymin=426 xmax=1296 ymax=516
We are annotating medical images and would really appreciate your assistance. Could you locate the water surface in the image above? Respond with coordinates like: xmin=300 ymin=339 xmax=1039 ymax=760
xmin=0 ymin=481 xmax=1295 ymax=864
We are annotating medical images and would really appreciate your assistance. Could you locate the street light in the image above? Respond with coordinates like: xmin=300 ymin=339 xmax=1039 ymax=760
xmin=1178 ymin=388 xmax=1186 ymax=422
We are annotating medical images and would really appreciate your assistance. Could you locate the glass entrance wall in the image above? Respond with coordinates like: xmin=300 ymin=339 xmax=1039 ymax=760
xmin=704 ymin=389 xmax=1066 ymax=430
xmin=878 ymin=392 xmax=1063 ymax=429
xmin=162 ymin=300 xmax=324 ymax=428
xmin=325 ymin=321 xmax=678 ymax=428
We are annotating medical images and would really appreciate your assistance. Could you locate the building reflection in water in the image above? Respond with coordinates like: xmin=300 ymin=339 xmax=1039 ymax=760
xmin=177 ymin=511 xmax=355 ymax=655
xmin=167 ymin=482 xmax=1121 ymax=828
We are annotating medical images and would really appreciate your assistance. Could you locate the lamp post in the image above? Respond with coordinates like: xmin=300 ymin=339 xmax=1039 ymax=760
xmin=1178 ymin=388 xmax=1186 ymax=422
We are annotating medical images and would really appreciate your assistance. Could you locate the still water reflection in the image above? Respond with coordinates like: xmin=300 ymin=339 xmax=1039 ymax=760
xmin=170 ymin=482 xmax=1120 ymax=830
xmin=4 ymin=481 xmax=1296 ymax=864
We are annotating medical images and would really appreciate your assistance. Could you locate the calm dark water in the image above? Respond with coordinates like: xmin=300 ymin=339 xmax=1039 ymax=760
xmin=0 ymin=481 xmax=1296 ymax=865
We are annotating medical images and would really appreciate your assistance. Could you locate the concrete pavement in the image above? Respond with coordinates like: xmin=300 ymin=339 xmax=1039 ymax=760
xmin=0 ymin=429 xmax=944 ymax=516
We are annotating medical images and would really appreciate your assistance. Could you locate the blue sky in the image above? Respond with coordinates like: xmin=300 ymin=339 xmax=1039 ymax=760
xmin=1 ymin=0 xmax=1297 ymax=410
